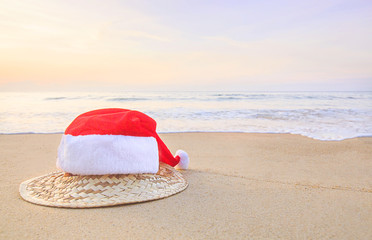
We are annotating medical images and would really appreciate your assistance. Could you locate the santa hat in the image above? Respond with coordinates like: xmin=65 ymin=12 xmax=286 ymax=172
xmin=57 ymin=108 xmax=189 ymax=175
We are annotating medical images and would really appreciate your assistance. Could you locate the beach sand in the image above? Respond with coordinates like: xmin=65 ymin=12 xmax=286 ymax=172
xmin=0 ymin=133 xmax=371 ymax=239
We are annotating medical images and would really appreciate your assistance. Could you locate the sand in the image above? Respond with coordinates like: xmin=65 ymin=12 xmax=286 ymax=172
xmin=0 ymin=133 xmax=371 ymax=239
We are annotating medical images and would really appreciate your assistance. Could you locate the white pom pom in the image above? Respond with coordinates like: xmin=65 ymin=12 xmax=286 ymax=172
xmin=175 ymin=150 xmax=189 ymax=170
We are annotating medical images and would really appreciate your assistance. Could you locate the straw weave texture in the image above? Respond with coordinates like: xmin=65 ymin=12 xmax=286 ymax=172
xmin=19 ymin=163 xmax=188 ymax=208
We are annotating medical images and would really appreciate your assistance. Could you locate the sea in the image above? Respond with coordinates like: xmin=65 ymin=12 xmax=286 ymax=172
xmin=0 ymin=91 xmax=371 ymax=141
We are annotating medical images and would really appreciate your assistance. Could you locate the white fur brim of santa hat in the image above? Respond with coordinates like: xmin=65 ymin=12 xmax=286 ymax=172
xmin=57 ymin=135 xmax=189 ymax=175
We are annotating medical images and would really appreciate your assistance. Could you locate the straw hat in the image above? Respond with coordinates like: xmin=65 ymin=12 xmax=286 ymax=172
xmin=19 ymin=108 xmax=189 ymax=208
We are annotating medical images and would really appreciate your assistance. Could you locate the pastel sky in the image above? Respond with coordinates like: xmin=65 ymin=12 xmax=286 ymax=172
xmin=0 ymin=0 xmax=371 ymax=91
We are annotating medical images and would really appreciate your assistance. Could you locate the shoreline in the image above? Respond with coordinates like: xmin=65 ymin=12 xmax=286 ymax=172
xmin=1 ymin=131 xmax=372 ymax=142
xmin=1 ymin=132 xmax=371 ymax=239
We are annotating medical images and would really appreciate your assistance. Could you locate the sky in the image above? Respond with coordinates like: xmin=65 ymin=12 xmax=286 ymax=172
xmin=0 ymin=0 xmax=371 ymax=91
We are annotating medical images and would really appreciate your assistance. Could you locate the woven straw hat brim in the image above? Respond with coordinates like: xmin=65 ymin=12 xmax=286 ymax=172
xmin=19 ymin=163 xmax=188 ymax=208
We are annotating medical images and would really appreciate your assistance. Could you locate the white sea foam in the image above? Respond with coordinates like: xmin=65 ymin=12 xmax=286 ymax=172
xmin=0 ymin=91 xmax=371 ymax=140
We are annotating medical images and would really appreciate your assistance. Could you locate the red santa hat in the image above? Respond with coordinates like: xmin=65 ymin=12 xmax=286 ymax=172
xmin=56 ymin=108 xmax=189 ymax=175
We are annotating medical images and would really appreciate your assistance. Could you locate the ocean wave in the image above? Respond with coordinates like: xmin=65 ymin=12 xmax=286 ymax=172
xmin=44 ymin=97 xmax=68 ymax=100
xmin=106 ymin=97 xmax=150 ymax=101
xmin=44 ymin=96 xmax=86 ymax=101
xmin=42 ymin=92 xmax=370 ymax=102
xmin=147 ymin=108 xmax=371 ymax=120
